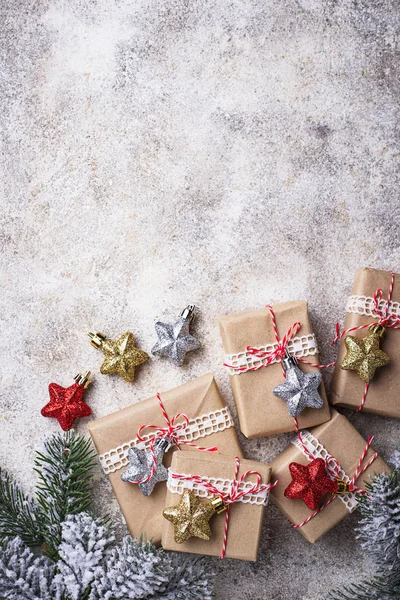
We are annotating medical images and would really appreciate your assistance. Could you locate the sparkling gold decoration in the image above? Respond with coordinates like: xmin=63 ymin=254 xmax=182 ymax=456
xmin=341 ymin=324 xmax=390 ymax=382
xmin=163 ymin=488 xmax=224 ymax=544
xmin=88 ymin=331 xmax=148 ymax=382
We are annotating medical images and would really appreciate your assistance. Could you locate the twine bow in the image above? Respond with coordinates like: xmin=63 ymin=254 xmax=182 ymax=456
xmin=291 ymin=425 xmax=378 ymax=529
xmin=128 ymin=393 xmax=218 ymax=486
xmin=172 ymin=456 xmax=278 ymax=558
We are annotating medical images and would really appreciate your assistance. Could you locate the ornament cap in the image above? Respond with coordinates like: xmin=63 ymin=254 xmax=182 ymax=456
xmin=155 ymin=437 xmax=172 ymax=453
xmin=368 ymin=323 xmax=386 ymax=337
xmin=282 ymin=351 xmax=298 ymax=371
xmin=88 ymin=332 xmax=106 ymax=348
xmin=180 ymin=305 xmax=196 ymax=322
xmin=210 ymin=495 xmax=227 ymax=514
xmin=74 ymin=371 xmax=92 ymax=388
xmin=335 ymin=479 xmax=351 ymax=495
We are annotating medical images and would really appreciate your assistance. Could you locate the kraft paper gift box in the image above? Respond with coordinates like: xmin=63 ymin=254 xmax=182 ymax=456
xmin=88 ymin=373 xmax=243 ymax=544
xmin=331 ymin=267 xmax=400 ymax=418
xmin=161 ymin=450 xmax=271 ymax=561
xmin=219 ymin=300 xmax=331 ymax=438
xmin=269 ymin=410 xmax=390 ymax=543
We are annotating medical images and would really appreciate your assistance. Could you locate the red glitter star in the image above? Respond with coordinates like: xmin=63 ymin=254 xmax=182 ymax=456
xmin=41 ymin=377 xmax=92 ymax=431
xmin=284 ymin=458 xmax=338 ymax=510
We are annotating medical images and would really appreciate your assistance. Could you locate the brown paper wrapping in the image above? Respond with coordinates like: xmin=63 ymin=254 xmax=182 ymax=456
xmin=219 ymin=300 xmax=331 ymax=438
xmin=162 ymin=450 xmax=271 ymax=561
xmin=331 ymin=268 xmax=400 ymax=417
xmin=87 ymin=373 xmax=243 ymax=544
xmin=270 ymin=409 xmax=390 ymax=543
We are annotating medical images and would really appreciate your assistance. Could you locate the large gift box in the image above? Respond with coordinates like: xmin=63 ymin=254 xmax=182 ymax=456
xmin=88 ymin=373 xmax=243 ymax=544
xmin=161 ymin=450 xmax=272 ymax=561
xmin=331 ymin=267 xmax=400 ymax=417
xmin=219 ymin=300 xmax=331 ymax=438
xmin=269 ymin=410 xmax=390 ymax=543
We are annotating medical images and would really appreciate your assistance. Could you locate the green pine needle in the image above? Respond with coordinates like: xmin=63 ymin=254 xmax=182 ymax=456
xmin=34 ymin=430 xmax=97 ymax=558
xmin=0 ymin=469 xmax=43 ymax=546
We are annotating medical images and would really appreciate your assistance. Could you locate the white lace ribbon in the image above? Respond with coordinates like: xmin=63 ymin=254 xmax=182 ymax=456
xmin=98 ymin=407 xmax=234 ymax=475
xmin=346 ymin=295 xmax=400 ymax=318
xmin=224 ymin=334 xmax=318 ymax=375
xmin=292 ymin=431 xmax=359 ymax=512
xmin=167 ymin=470 xmax=270 ymax=506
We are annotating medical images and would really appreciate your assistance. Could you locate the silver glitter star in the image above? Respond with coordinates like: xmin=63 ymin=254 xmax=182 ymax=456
xmin=121 ymin=439 xmax=169 ymax=496
xmin=151 ymin=305 xmax=200 ymax=366
xmin=272 ymin=358 xmax=323 ymax=418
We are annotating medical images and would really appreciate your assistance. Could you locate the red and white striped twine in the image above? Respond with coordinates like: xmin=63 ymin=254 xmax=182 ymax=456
xmin=223 ymin=304 xmax=335 ymax=379
xmin=291 ymin=418 xmax=378 ymax=529
xmin=127 ymin=393 xmax=218 ymax=486
xmin=172 ymin=456 xmax=278 ymax=559
xmin=332 ymin=271 xmax=399 ymax=411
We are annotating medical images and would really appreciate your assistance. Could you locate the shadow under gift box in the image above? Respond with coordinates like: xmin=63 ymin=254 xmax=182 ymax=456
xmin=87 ymin=373 xmax=243 ymax=544
xmin=161 ymin=450 xmax=271 ymax=561
xmin=331 ymin=267 xmax=400 ymax=418
xmin=219 ymin=300 xmax=331 ymax=438
xmin=269 ymin=410 xmax=390 ymax=543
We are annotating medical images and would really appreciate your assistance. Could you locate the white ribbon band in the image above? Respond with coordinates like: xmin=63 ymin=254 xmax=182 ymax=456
xmin=224 ymin=333 xmax=318 ymax=376
xmin=292 ymin=431 xmax=358 ymax=512
xmin=99 ymin=407 xmax=234 ymax=475
xmin=167 ymin=469 xmax=269 ymax=506
xmin=346 ymin=295 xmax=400 ymax=318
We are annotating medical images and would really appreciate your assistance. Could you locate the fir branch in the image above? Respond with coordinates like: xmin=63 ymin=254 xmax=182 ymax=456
xmin=0 ymin=469 xmax=43 ymax=546
xmin=34 ymin=430 xmax=97 ymax=558
xmin=0 ymin=536 xmax=64 ymax=600
xmin=327 ymin=571 xmax=400 ymax=600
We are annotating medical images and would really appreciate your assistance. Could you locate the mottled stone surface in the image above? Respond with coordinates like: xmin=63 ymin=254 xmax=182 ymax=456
xmin=0 ymin=0 xmax=399 ymax=598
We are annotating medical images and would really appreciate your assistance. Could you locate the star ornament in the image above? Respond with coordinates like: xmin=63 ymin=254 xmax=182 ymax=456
xmin=272 ymin=363 xmax=324 ymax=417
xmin=120 ymin=444 xmax=168 ymax=496
xmin=341 ymin=327 xmax=390 ymax=382
xmin=90 ymin=331 xmax=148 ymax=382
xmin=151 ymin=307 xmax=200 ymax=366
xmin=284 ymin=458 xmax=338 ymax=510
xmin=163 ymin=488 xmax=216 ymax=544
xmin=41 ymin=373 xmax=92 ymax=431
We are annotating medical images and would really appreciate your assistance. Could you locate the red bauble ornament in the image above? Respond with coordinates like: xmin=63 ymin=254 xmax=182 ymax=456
xmin=41 ymin=372 xmax=92 ymax=431
xmin=284 ymin=458 xmax=338 ymax=510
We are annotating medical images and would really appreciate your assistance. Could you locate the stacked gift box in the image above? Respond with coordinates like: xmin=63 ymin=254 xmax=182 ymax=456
xmin=87 ymin=266 xmax=397 ymax=561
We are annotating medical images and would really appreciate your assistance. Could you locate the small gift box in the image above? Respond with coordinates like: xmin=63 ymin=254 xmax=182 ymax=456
xmin=269 ymin=410 xmax=390 ymax=543
xmin=331 ymin=268 xmax=400 ymax=417
xmin=219 ymin=300 xmax=331 ymax=438
xmin=88 ymin=373 xmax=243 ymax=544
xmin=161 ymin=450 xmax=272 ymax=561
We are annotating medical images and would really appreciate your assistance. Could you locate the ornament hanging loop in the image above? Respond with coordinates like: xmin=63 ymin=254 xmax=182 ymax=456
xmin=181 ymin=305 xmax=196 ymax=322
xmin=74 ymin=371 xmax=92 ymax=388
xmin=88 ymin=332 xmax=106 ymax=348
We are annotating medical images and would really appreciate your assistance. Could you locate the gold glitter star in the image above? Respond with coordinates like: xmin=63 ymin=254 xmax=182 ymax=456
xmin=163 ymin=489 xmax=216 ymax=544
xmin=89 ymin=331 xmax=148 ymax=382
xmin=341 ymin=325 xmax=390 ymax=382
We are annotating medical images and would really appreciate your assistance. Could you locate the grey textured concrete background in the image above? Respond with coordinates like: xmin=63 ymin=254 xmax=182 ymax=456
xmin=0 ymin=0 xmax=399 ymax=598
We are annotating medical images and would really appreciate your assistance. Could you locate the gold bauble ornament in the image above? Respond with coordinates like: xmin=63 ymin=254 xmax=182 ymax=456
xmin=341 ymin=324 xmax=390 ymax=382
xmin=88 ymin=331 xmax=148 ymax=382
xmin=163 ymin=488 xmax=226 ymax=544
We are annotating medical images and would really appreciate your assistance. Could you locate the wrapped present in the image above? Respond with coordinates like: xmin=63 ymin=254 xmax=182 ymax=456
xmin=161 ymin=450 xmax=273 ymax=561
xmin=219 ymin=300 xmax=331 ymax=438
xmin=331 ymin=268 xmax=400 ymax=417
xmin=269 ymin=410 xmax=390 ymax=543
xmin=88 ymin=373 xmax=243 ymax=544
